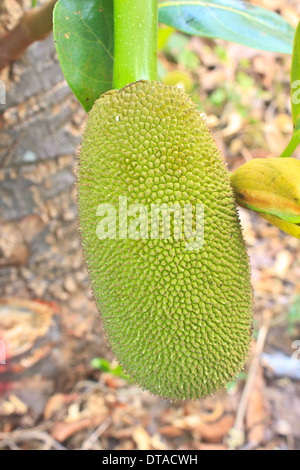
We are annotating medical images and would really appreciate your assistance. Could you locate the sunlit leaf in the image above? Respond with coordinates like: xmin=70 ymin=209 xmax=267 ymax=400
xmin=159 ymin=0 xmax=295 ymax=54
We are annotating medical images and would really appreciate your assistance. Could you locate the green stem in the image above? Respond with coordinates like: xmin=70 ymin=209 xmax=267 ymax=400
xmin=280 ymin=119 xmax=300 ymax=157
xmin=280 ymin=132 xmax=300 ymax=158
xmin=113 ymin=0 xmax=158 ymax=89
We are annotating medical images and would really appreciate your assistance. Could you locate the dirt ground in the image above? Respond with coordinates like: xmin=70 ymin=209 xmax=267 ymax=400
xmin=0 ymin=0 xmax=300 ymax=450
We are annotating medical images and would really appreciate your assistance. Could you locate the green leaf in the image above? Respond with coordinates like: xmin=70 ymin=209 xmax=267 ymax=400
xmin=91 ymin=357 xmax=130 ymax=381
xmin=53 ymin=0 xmax=113 ymax=112
xmin=280 ymin=23 xmax=300 ymax=158
xmin=53 ymin=0 xmax=294 ymax=112
xmin=90 ymin=357 xmax=111 ymax=371
xmin=111 ymin=365 xmax=130 ymax=381
xmin=288 ymin=295 xmax=300 ymax=336
xmin=158 ymin=25 xmax=175 ymax=51
xmin=291 ymin=22 xmax=300 ymax=125
xmin=158 ymin=0 xmax=295 ymax=55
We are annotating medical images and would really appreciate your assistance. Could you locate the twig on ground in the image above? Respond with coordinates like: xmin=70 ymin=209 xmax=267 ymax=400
xmin=228 ymin=312 xmax=271 ymax=449
xmin=81 ymin=417 xmax=113 ymax=450
xmin=0 ymin=428 xmax=66 ymax=450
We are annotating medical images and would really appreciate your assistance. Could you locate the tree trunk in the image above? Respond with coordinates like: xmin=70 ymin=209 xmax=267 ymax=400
xmin=0 ymin=5 xmax=108 ymax=391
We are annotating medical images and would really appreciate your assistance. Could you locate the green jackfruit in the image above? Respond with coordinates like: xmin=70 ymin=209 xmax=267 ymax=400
xmin=78 ymin=81 xmax=253 ymax=401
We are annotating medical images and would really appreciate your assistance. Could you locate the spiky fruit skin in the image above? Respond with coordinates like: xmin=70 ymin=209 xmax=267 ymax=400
xmin=78 ymin=81 xmax=253 ymax=401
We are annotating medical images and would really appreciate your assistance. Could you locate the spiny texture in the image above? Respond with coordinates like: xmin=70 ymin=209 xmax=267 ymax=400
xmin=78 ymin=81 xmax=253 ymax=401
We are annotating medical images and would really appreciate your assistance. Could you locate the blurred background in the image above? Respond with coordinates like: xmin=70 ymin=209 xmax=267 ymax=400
xmin=0 ymin=0 xmax=300 ymax=451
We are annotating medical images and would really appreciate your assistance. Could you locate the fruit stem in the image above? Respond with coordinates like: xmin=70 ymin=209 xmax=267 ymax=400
xmin=280 ymin=131 xmax=300 ymax=157
xmin=113 ymin=0 xmax=158 ymax=89
xmin=280 ymin=120 xmax=300 ymax=157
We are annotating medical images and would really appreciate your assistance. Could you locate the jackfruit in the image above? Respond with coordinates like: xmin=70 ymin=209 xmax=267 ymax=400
xmin=78 ymin=80 xmax=253 ymax=401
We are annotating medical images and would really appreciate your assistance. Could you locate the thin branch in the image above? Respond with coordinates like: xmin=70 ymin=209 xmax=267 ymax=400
xmin=228 ymin=313 xmax=271 ymax=449
xmin=81 ymin=417 xmax=112 ymax=450
xmin=0 ymin=0 xmax=57 ymax=71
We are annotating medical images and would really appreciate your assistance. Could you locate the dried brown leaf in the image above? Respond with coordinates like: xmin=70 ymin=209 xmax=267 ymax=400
xmin=44 ymin=393 xmax=79 ymax=420
xmin=132 ymin=426 xmax=151 ymax=450
xmin=158 ymin=425 xmax=184 ymax=437
xmin=51 ymin=415 xmax=107 ymax=443
xmin=193 ymin=415 xmax=235 ymax=443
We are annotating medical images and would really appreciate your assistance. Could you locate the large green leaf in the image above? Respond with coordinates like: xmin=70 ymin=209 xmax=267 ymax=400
xmin=53 ymin=0 xmax=295 ymax=113
xmin=53 ymin=0 xmax=113 ymax=112
xmin=158 ymin=0 xmax=295 ymax=55
xmin=291 ymin=22 xmax=300 ymax=125
xmin=281 ymin=22 xmax=300 ymax=158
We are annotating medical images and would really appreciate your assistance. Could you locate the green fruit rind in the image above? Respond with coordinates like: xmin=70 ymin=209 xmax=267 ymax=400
xmin=78 ymin=81 xmax=253 ymax=401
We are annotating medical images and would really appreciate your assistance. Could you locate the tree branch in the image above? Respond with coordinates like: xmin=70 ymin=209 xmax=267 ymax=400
xmin=0 ymin=0 xmax=57 ymax=71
